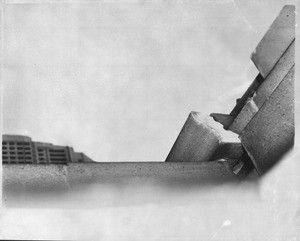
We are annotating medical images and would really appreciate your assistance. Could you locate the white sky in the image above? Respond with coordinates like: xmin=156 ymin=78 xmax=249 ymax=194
xmin=2 ymin=0 xmax=295 ymax=161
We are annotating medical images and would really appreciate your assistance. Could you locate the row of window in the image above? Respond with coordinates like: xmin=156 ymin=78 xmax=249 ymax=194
xmin=3 ymin=147 xmax=32 ymax=151
xmin=3 ymin=142 xmax=31 ymax=146
xmin=3 ymin=152 xmax=32 ymax=155
xmin=3 ymin=156 xmax=31 ymax=160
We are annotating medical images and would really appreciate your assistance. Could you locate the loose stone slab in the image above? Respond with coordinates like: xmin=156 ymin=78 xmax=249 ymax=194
xmin=240 ymin=66 xmax=294 ymax=175
xmin=251 ymin=5 xmax=295 ymax=78
xmin=165 ymin=112 xmax=243 ymax=162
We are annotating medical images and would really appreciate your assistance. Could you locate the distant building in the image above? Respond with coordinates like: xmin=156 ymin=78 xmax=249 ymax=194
xmin=2 ymin=135 xmax=95 ymax=164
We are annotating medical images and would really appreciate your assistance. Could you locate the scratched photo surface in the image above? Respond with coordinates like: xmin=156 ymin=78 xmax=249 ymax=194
xmin=0 ymin=0 xmax=299 ymax=240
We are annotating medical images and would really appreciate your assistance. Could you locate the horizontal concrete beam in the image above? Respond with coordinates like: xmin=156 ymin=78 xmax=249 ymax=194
xmin=251 ymin=5 xmax=295 ymax=78
xmin=69 ymin=161 xmax=249 ymax=184
xmin=3 ymin=161 xmax=256 ymax=207
xmin=165 ymin=112 xmax=244 ymax=162
xmin=2 ymin=160 xmax=252 ymax=196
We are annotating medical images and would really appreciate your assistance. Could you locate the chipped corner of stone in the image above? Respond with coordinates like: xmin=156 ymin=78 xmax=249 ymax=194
xmin=189 ymin=111 xmax=240 ymax=144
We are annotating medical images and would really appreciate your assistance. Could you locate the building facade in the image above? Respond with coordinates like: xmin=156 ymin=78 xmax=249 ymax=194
xmin=2 ymin=135 xmax=95 ymax=164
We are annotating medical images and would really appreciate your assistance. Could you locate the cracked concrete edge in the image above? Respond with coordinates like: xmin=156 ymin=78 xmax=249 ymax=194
xmin=190 ymin=112 xmax=240 ymax=143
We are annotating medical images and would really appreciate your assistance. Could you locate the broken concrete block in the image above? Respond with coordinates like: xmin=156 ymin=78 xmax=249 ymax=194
xmin=165 ymin=112 xmax=243 ymax=162
xmin=228 ymin=98 xmax=258 ymax=135
xmin=254 ymin=40 xmax=295 ymax=108
xmin=240 ymin=66 xmax=294 ymax=175
xmin=251 ymin=5 xmax=295 ymax=78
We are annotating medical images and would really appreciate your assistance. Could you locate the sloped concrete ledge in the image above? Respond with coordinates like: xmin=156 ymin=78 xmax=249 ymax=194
xmin=251 ymin=5 xmax=295 ymax=78
xmin=240 ymin=66 xmax=294 ymax=175
xmin=254 ymin=41 xmax=295 ymax=108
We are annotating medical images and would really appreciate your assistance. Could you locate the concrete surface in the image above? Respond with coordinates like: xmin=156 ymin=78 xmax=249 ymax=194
xmin=240 ymin=66 xmax=294 ymax=175
xmin=3 ymin=161 xmax=243 ymax=190
xmin=228 ymin=98 xmax=258 ymax=135
xmin=251 ymin=5 xmax=295 ymax=78
xmin=165 ymin=112 xmax=243 ymax=162
xmin=3 ymin=164 xmax=69 ymax=191
xmin=67 ymin=161 xmax=246 ymax=185
xmin=228 ymin=40 xmax=294 ymax=135
xmin=253 ymin=40 xmax=295 ymax=108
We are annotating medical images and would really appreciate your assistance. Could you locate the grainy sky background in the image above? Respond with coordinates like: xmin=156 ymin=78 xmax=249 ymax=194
xmin=3 ymin=0 xmax=295 ymax=161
